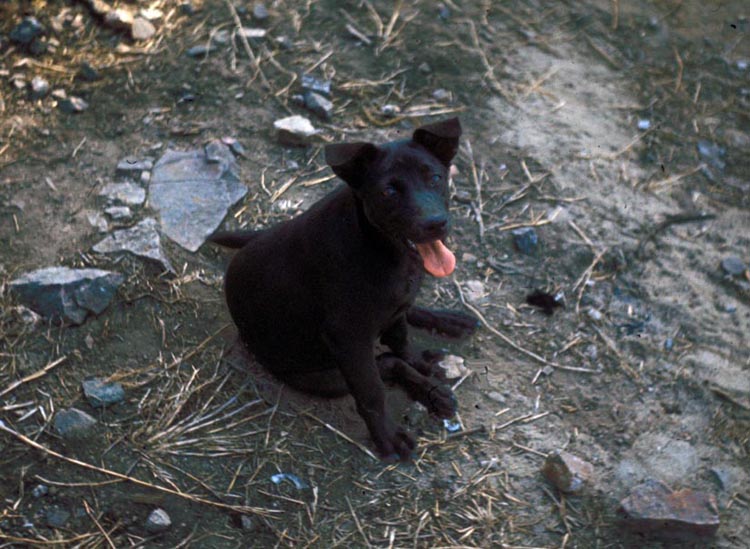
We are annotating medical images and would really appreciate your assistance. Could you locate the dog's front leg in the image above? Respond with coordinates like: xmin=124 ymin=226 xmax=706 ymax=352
xmin=381 ymin=316 xmax=446 ymax=379
xmin=323 ymin=329 xmax=415 ymax=461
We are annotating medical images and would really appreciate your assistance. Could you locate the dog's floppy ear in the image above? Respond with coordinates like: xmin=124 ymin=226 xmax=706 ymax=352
xmin=325 ymin=142 xmax=379 ymax=188
xmin=412 ymin=117 xmax=462 ymax=166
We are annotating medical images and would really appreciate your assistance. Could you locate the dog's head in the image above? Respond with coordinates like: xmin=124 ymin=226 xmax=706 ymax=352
xmin=325 ymin=118 xmax=462 ymax=277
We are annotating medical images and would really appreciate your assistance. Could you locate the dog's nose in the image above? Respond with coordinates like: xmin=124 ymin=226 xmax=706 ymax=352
xmin=422 ymin=216 xmax=448 ymax=234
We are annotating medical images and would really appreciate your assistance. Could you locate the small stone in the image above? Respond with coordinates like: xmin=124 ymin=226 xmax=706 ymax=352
xmin=99 ymin=182 xmax=146 ymax=206
xmin=275 ymin=35 xmax=293 ymax=49
xmin=51 ymin=88 xmax=67 ymax=100
xmin=205 ymin=139 xmax=227 ymax=163
xmin=54 ymin=408 xmax=97 ymax=438
xmin=10 ymin=17 xmax=44 ymax=45
xmin=78 ymin=61 xmax=100 ymax=82
xmin=697 ymin=140 xmax=726 ymax=171
xmin=618 ymin=480 xmax=720 ymax=540
xmin=32 ymin=484 xmax=49 ymax=498
xmin=721 ymin=256 xmax=746 ymax=276
xmin=12 ymin=75 xmax=27 ymax=90
xmin=463 ymin=280 xmax=485 ymax=304
xmin=86 ymin=211 xmax=109 ymax=233
xmin=105 ymin=206 xmax=132 ymax=220
xmin=588 ymin=308 xmax=603 ymax=321
xmin=186 ymin=44 xmax=212 ymax=57
xmin=303 ymin=91 xmax=334 ymax=120
xmin=512 ymin=227 xmax=538 ymax=254
xmin=486 ymin=391 xmax=506 ymax=404
xmin=140 ymin=170 xmax=151 ymax=184
xmin=381 ymin=104 xmax=401 ymax=117
xmin=116 ymin=156 xmax=154 ymax=174
xmin=438 ymin=355 xmax=467 ymax=379
xmin=104 ymin=9 xmax=135 ymax=30
xmin=253 ymin=3 xmax=269 ymax=20
xmin=93 ymin=218 xmax=174 ymax=272
xmin=432 ymin=88 xmax=451 ymax=101
xmin=212 ymin=29 xmax=231 ymax=45
xmin=82 ymin=378 xmax=125 ymax=408
xmin=240 ymin=28 xmax=267 ymax=40
xmin=637 ymin=119 xmax=651 ymax=130
xmin=29 ymin=76 xmax=50 ymax=99
xmin=240 ymin=515 xmax=256 ymax=531
xmin=180 ymin=1 xmax=195 ymax=15
xmin=723 ymin=128 xmax=750 ymax=149
xmin=274 ymin=115 xmax=317 ymax=146
xmin=724 ymin=303 xmax=737 ymax=313
xmin=9 ymin=267 xmax=123 ymax=325
xmin=139 ymin=8 xmax=163 ymax=21
xmin=300 ymin=74 xmax=331 ymax=97
xmin=11 ymin=306 xmax=42 ymax=326
xmin=542 ymin=450 xmax=594 ymax=494
xmin=462 ymin=252 xmax=477 ymax=263
xmin=132 ymin=17 xmax=156 ymax=41
xmin=664 ymin=338 xmax=674 ymax=351
xmin=58 ymin=96 xmax=89 ymax=113
xmin=418 ymin=62 xmax=432 ymax=73
xmin=221 ymin=137 xmax=246 ymax=157
xmin=145 ymin=508 xmax=172 ymax=533
xmin=46 ymin=507 xmax=70 ymax=528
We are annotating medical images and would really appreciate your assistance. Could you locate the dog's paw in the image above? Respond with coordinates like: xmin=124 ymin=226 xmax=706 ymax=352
xmin=374 ymin=420 xmax=416 ymax=462
xmin=431 ymin=311 xmax=480 ymax=339
xmin=425 ymin=382 xmax=458 ymax=418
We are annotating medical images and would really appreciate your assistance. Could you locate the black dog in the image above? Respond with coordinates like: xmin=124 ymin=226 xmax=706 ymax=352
xmin=210 ymin=118 xmax=477 ymax=460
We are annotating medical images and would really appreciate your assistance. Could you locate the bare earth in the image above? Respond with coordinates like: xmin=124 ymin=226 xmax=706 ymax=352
xmin=1 ymin=0 xmax=748 ymax=547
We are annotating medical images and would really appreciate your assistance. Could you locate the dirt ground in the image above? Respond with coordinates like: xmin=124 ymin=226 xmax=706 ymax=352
xmin=1 ymin=0 xmax=749 ymax=547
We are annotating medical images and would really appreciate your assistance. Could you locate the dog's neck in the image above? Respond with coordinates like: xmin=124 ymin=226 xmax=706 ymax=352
xmin=351 ymin=191 xmax=405 ymax=260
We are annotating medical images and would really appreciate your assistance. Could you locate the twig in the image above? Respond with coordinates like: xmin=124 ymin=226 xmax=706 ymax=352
xmin=466 ymin=140 xmax=485 ymax=242
xmin=0 ymin=356 xmax=67 ymax=398
xmin=635 ymin=212 xmax=716 ymax=258
xmin=346 ymin=496 xmax=372 ymax=548
xmin=83 ymin=500 xmax=116 ymax=549
xmin=301 ymin=411 xmax=378 ymax=461
xmin=224 ymin=0 xmax=272 ymax=92
xmin=0 ymin=419 xmax=275 ymax=517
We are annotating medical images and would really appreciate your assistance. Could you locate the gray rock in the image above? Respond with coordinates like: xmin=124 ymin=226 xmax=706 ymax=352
xmin=240 ymin=515 xmax=257 ymax=531
xmin=418 ymin=62 xmax=432 ymax=74
xmin=105 ymin=206 xmax=132 ymax=220
xmin=9 ymin=267 xmax=123 ymax=325
xmin=29 ymin=76 xmax=50 ymax=99
xmin=86 ymin=211 xmax=109 ymax=233
xmin=54 ymin=408 xmax=97 ymax=438
xmin=221 ymin=137 xmax=246 ymax=157
xmin=211 ymin=29 xmax=231 ymax=45
xmin=542 ymin=450 xmax=594 ymax=494
xmin=303 ymin=91 xmax=333 ymax=120
xmin=186 ymin=44 xmax=212 ymax=57
xmin=10 ymin=17 xmax=44 ymax=45
xmin=618 ymin=480 xmax=719 ymax=540
xmin=32 ymin=484 xmax=49 ymax=498
xmin=93 ymin=218 xmax=174 ymax=272
xmin=150 ymin=145 xmax=247 ymax=252
xmin=132 ymin=17 xmax=156 ymax=40
xmin=253 ymin=3 xmax=269 ymax=20
xmin=240 ymin=28 xmax=267 ymax=41
xmin=463 ymin=280 xmax=485 ymax=304
xmin=99 ymin=182 xmax=146 ymax=206
xmin=58 ymin=96 xmax=89 ymax=113
xmin=205 ymin=139 xmax=227 ymax=163
xmin=432 ymin=88 xmax=451 ymax=101
xmin=82 ymin=378 xmax=125 ymax=408
xmin=274 ymin=115 xmax=317 ymax=146
xmin=721 ymin=256 xmax=746 ymax=276
xmin=697 ymin=140 xmax=726 ymax=171
xmin=381 ymin=104 xmax=401 ymax=117
xmin=616 ymin=433 xmax=699 ymax=486
xmin=512 ymin=227 xmax=538 ymax=254
xmin=300 ymin=74 xmax=331 ymax=97
xmin=78 ymin=61 xmax=100 ymax=82
xmin=104 ymin=9 xmax=134 ymax=30
xmin=116 ymin=156 xmax=154 ymax=174
xmin=145 ymin=508 xmax=172 ymax=533
xmin=46 ymin=507 xmax=71 ymax=529
xmin=438 ymin=355 xmax=467 ymax=379
xmin=51 ymin=88 xmax=67 ymax=100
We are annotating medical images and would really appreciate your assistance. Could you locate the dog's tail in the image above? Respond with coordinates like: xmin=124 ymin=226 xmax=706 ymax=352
xmin=208 ymin=230 xmax=260 ymax=249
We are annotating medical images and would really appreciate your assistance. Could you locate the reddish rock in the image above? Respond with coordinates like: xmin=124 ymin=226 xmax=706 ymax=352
xmin=618 ymin=480 xmax=720 ymax=540
xmin=542 ymin=450 xmax=594 ymax=493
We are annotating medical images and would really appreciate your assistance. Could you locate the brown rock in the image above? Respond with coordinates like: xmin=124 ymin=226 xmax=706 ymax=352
xmin=618 ymin=480 xmax=720 ymax=540
xmin=542 ymin=450 xmax=594 ymax=493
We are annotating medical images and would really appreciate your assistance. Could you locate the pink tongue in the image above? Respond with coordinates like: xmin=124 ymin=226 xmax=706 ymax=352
xmin=415 ymin=240 xmax=456 ymax=277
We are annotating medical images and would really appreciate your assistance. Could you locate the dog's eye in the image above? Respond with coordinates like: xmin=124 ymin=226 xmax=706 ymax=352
xmin=382 ymin=185 xmax=398 ymax=198
xmin=431 ymin=174 xmax=442 ymax=185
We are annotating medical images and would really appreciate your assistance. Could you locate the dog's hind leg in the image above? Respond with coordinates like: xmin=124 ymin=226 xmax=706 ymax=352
xmin=376 ymin=353 xmax=457 ymax=418
xmin=406 ymin=307 xmax=479 ymax=339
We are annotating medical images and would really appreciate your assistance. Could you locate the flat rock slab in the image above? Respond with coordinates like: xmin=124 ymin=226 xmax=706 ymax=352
xmin=150 ymin=143 xmax=247 ymax=252
xmin=93 ymin=218 xmax=173 ymax=272
xmin=9 ymin=267 xmax=123 ymax=325
xmin=54 ymin=408 xmax=97 ymax=439
xmin=618 ymin=480 xmax=720 ymax=540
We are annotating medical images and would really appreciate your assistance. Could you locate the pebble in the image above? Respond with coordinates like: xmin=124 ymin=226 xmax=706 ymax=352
xmin=186 ymin=44 xmax=212 ymax=57
xmin=274 ymin=115 xmax=317 ymax=146
xmin=723 ymin=128 xmax=750 ymax=149
xmin=54 ymin=408 xmax=97 ymax=438
xmin=637 ymin=119 xmax=651 ymax=130
xmin=145 ymin=508 xmax=172 ymax=533
xmin=721 ymin=256 xmax=746 ymax=276
xmin=240 ymin=515 xmax=257 ymax=531
xmin=438 ymin=355 xmax=467 ymax=379
xmin=271 ymin=473 xmax=308 ymax=489
xmin=542 ymin=450 xmax=594 ymax=494
xmin=618 ymin=480 xmax=720 ymax=540
xmin=240 ymin=28 xmax=267 ymax=41
xmin=116 ymin=156 xmax=154 ymax=174
xmin=150 ymin=144 xmax=247 ymax=252
xmin=99 ymin=181 xmax=146 ymax=206
xmin=9 ymin=267 xmax=123 ymax=325
xmin=10 ymin=17 xmax=44 ymax=45
xmin=46 ymin=508 xmax=71 ymax=529
xmin=588 ymin=308 xmax=603 ymax=321
xmin=29 ymin=76 xmax=50 ymax=99
xmin=300 ymin=74 xmax=332 ymax=97
xmin=32 ymin=484 xmax=49 ymax=498
xmin=486 ymin=391 xmax=506 ymax=404
xmin=86 ymin=211 xmax=109 ymax=233
xmin=105 ymin=206 xmax=132 ymax=220
xmin=51 ymin=88 xmax=67 ymax=100
xmin=221 ymin=137 xmax=246 ymax=157
xmin=303 ymin=91 xmax=334 ymax=120
xmin=93 ymin=218 xmax=174 ymax=272
xmin=58 ymin=96 xmax=89 ymax=113
xmin=131 ymin=17 xmax=156 ymax=40
xmin=381 ymin=104 xmax=401 ymax=117
xmin=432 ymin=88 xmax=451 ymax=101
xmin=463 ymin=280 xmax=486 ymax=304
xmin=697 ymin=140 xmax=726 ymax=170
xmin=418 ymin=62 xmax=432 ymax=73
xmin=253 ymin=3 xmax=270 ymax=20
xmin=82 ymin=378 xmax=125 ymax=409
xmin=78 ymin=61 xmax=100 ymax=82
xmin=104 ymin=9 xmax=135 ymax=30
xmin=139 ymin=8 xmax=164 ymax=21
xmin=512 ymin=227 xmax=538 ymax=254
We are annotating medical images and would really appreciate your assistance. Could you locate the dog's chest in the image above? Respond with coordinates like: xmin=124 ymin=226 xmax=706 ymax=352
xmin=387 ymin=258 xmax=424 ymax=312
